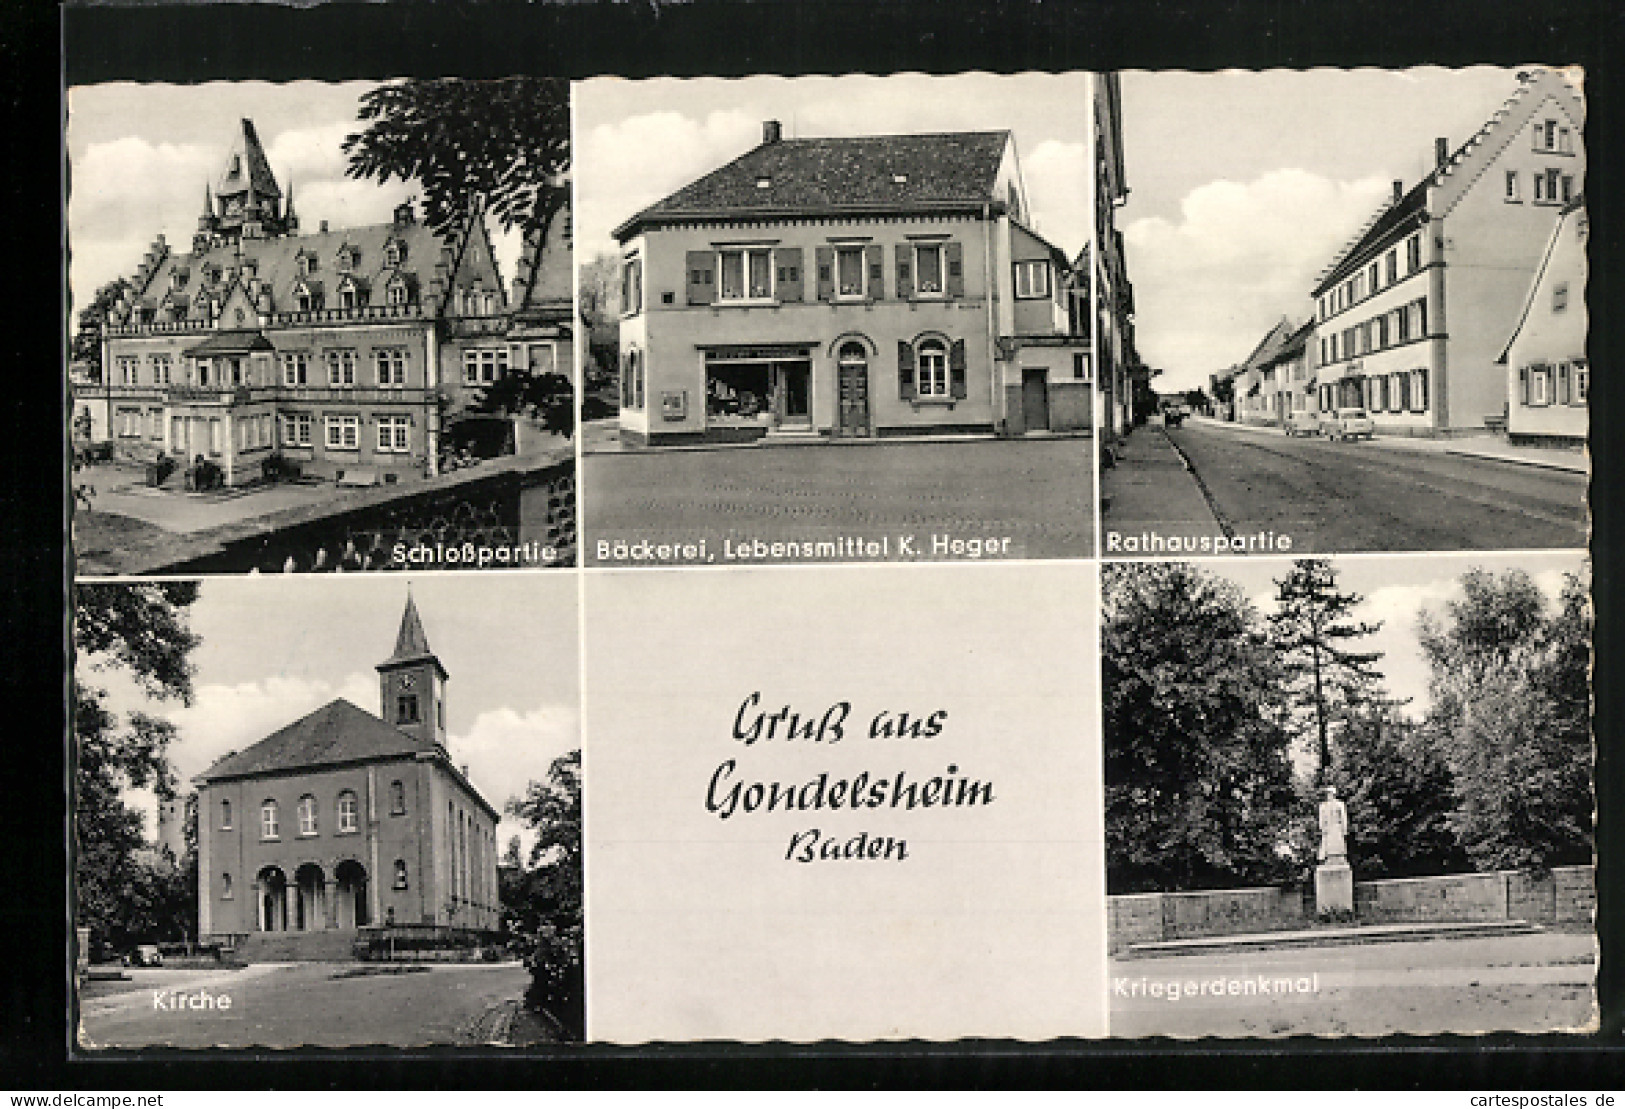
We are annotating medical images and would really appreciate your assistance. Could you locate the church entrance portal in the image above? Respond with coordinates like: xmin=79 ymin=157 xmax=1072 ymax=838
xmin=334 ymin=860 xmax=370 ymax=929
xmin=257 ymin=866 xmax=289 ymax=932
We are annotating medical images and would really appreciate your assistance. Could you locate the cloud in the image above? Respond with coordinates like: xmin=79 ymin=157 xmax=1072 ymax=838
xmin=1022 ymin=140 xmax=1088 ymax=258
xmin=451 ymin=705 xmax=581 ymax=853
xmin=577 ymin=108 xmax=758 ymax=261
xmin=1124 ymin=169 xmax=1393 ymax=389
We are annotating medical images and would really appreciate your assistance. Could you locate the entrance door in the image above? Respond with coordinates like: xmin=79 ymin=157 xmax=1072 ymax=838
xmin=1021 ymin=368 xmax=1050 ymax=433
xmin=835 ymin=344 xmax=871 ymax=438
xmin=775 ymin=361 xmax=812 ymax=427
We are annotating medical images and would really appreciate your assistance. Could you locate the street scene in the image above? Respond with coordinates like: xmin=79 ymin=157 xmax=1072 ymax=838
xmin=68 ymin=79 xmax=576 ymax=574
xmin=1104 ymin=416 xmax=1585 ymax=554
xmin=72 ymin=576 xmax=584 ymax=1047
xmin=1102 ymin=552 xmax=1593 ymax=1036
xmin=1096 ymin=68 xmax=1587 ymax=554
xmin=575 ymin=72 xmax=1096 ymax=564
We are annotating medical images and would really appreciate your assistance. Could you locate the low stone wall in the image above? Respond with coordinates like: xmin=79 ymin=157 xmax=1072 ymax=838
xmin=1108 ymin=864 xmax=1595 ymax=951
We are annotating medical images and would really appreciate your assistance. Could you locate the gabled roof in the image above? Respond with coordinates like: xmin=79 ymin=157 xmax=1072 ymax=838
xmin=196 ymin=698 xmax=437 ymax=783
xmin=1237 ymin=317 xmax=1296 ymax=375
xmin=1314 ymin=68 xmax=1584 ymax=296
xmin=616 ymin=130 xmax=1012 ymax=240
xmin=1497 ymin=196 xmax=1585 ymax=363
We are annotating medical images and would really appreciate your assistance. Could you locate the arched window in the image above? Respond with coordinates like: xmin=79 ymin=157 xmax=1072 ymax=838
xmin=297 ymin=794 xmax=318 ymax=836
xmin=917 ymin=339 xmax=948 ymax=397
xmin=337 ymin=790 xmax=359 ymax=834
xmin=390 ymin=780 xmax=406 ymax=816
xmin=260 ymin=799 xmax=279 ymax=840
xmin=221 ymin=799 xmax=233 ymax=830
xmin=393 ymin=860 xmax=409 ymax=890
xmin=839 ymin=340 xmax=867 ymax=363
xmin=222 ymin=872 xmax=233 ymax=900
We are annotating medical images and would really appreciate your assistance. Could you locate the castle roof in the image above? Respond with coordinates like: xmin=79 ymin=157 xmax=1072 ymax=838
xmin=217 ymin=119 xmax=282 ymax=201
xmin=196 ymin=698 xmax=437 ymax=783
xmin=616 ymin=130 xmax=1013 ymax=240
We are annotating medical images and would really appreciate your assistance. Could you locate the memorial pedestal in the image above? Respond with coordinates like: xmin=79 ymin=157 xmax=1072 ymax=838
xmin=1315 ymin=859 xmax=1353 ymax=917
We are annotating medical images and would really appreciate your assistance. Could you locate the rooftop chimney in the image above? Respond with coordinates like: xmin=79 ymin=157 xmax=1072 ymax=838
xmin=1393 ymin=179 xmax=1404 ymax=203
xmin=319 ymin=219 xmax=329 ymax=234
xmin=763 ymin=119 xmax=782 ymax=144
xmin=1435 ymin=137 xmax=1449 ymax=168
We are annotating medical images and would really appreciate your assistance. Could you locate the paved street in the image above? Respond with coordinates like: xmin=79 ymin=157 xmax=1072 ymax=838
xmin=1109 ymin=930 xmax=1595 ymax=1038
xmin=77 ymin=961 xmax=533 ymax=1049
xmin=584 ymin=437 xmax=1094 ymax=564
xmin=1103 ymin=419 xmax=1586 ymax=554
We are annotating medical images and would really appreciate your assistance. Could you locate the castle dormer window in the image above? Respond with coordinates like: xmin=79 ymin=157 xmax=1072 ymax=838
xmin=385 ymin=239 xmax=405 ymax=266
xmin=387 ymin=281 xmax=409 ymax=307
xmin=336 ymin=246 xmax=358 ymax=273
xmin=172 ymin=269 xmax=189 ymax=290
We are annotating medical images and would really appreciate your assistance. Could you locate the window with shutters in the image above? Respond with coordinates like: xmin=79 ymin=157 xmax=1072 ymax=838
xmin=834 ymin=246 xmax=866 ymax=299
xmin=719 ymin=247 xmax=774 ymax=302
xmin=1406 ymin=233 xmax=1422 ymax=273
xmin=621 ymin=255 xmax=643 ymax=317
xmin=1530 ymin=365 xmax=1551 ymax=406
xmin=1573 ymin=360 xmax=1589 ymax=404
xmin=917 ymin=339 xmax=948 ymax=397
xmin=914 ymin=244 xmax=944 ymax=296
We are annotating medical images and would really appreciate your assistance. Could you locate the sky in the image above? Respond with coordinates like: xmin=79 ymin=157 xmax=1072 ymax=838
xmin=1214 ymin=551 xmax=1586 ymax=762
xmin=573 ymin=72 xmax=1091 ymax=267
xmin=90 ymin=574 xmax=581 ymax=855
xmin=65 ymin=81 xmax=525 ymax=315
xmin=1118 ymin=66 xmax=1565 ymax=394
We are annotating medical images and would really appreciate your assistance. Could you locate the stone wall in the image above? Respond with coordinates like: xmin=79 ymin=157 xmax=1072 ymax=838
xmin=1108 ymin=864 xmax=1595 ymax=952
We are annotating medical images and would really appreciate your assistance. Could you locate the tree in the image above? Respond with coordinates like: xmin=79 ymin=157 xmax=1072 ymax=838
xmin=504 ymin=749 xmax=582 ymax=1041
xmin=471 ymin=370 xmax=575 ymax=440
xmin=1267 ymin=559 xmax=1383 ymax=784
xmin=1418 ymin=566 xmax=1592 ymax=871
xmin=576 ymin=251 xmax=622 ymax=389
xmin=71 ymin=277 xmax=130 ymax=383
xmin=73 ymin=582 xmax=200 ymax=957
xmin=1102 ymin=562 xmax=1297 ymax=893
xmin=343 ymin=78 xmax=571 ymax=241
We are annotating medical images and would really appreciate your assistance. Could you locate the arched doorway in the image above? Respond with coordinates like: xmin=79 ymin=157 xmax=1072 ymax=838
xmin=835 ymin=341 xmax=872 ymax=438
xmin=333 ymin=860 xmax=370 ymax=929
xmin=257 ymin=866 xmax=289 ymax=932
xmin=293 ymin=863 xmax=327 ymax=931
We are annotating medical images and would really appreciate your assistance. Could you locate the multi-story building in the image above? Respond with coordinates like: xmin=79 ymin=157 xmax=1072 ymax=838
xmin=1498 ymin=197 xmax=1588 ymax=445
xmin=1309 ymin=68 xmax=1584 ymax=436
xmin=195 ymin=594 xmax=500 ymax=956
xmin=611 ymin=121 xmax=1089 ymax=446
xmin=85 ymin=119 xmax=572 ymax=485
xmin=1094 ymin=72 xmax=1138 ymax=444
xmin=1231 ymin=318 xmax=1315 ymax=428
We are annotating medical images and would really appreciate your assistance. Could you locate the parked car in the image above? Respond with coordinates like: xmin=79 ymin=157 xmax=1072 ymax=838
xmin=124 ymin=944 xmax=164 ymax=967
xmin=1284 ymin=410 xmax=1321 ymax=437
xmin=1319 ymin=407 xmax=1375 ymax=441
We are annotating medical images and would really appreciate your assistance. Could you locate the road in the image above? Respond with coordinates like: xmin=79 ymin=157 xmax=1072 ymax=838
xmin=1105 ymin=421 xmax=1586 ymax=553
xmin=1109 ymin=930 xmax=1596 ymax=1038
xmin=77 ymin=961 xmax=532 ymax=1049
xmin=584 ymin=437 xmax=1094 ymax=564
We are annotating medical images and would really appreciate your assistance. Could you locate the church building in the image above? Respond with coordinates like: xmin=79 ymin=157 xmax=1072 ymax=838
xmin=195 ymin=594 xmax=501 ymax=957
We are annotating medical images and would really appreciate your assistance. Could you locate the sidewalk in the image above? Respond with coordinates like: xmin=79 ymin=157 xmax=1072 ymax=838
xmin=1100 ymin=427 xmax=1216 ymax=531
xmin=581 ymin=417 xmax=1093 ymax=456
xmin=1187 ymin=415 xmax=1587 ymax=474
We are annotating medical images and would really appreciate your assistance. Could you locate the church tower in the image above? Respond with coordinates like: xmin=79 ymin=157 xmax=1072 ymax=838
xmin=375 ymin=593 xmax=449 ymax=747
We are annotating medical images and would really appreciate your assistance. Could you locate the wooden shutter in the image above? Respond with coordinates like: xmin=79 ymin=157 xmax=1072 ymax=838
xmin=1519 ymin=365 xmax=1530 ymax=405
xmin=1557 ymin=361 xmax=1570 ymax=405
xmin=685 ymin=251 xmax=714 ymax=305
xmin=945 ymin=242 xmax=965 ymax=298
xmin=894 ymin=244 xmax=913 ymax=300
xmin=816 ymin=247 xmax=834 ymax=302
xmin=949 ymin=339 xmax=968 ymax=399
xmin=777 ymin=247 xmax=803 ymax=303
xmin=898 ymin=341 xmax=916 ymax=401
xmin=865 ymin=244 xmax=884 ymax=300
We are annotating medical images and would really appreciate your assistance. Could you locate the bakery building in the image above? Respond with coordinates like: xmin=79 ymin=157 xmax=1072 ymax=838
xmin=612 ymin=121 xmax=1089 ymax=446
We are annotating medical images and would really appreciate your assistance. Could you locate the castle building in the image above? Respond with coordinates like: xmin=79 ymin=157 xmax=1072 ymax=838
xmin=195 ymin=595 xmax=500 ymax=956
xmin=1308 ymin=68 xmax=1585 ymax=436
xmin=83 ymin=118 xmax=572 ymax=485
xmin=612 ymin=121 xmax=1090 ymax=446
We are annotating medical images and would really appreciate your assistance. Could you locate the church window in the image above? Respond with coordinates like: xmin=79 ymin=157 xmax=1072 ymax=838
xmin=390 ymin=780 xmax=406 ymax=815
xmin=397 ymin=692 xmax=420 ymax=724
xmin=220 ymin=799 xmax=232 ymax=829
xmin=392 ymin=860 xmax=409 ymax=890
xmin=337 ymin=790 xmax=359 ymax=834
xmin=260 ymin=799 xmax=279 ymax=840
xmin=297 ymin=794 xmax=318 ymax=836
